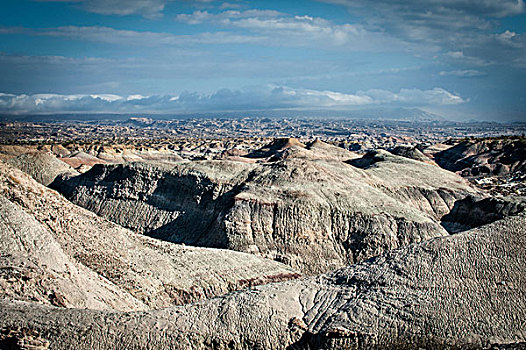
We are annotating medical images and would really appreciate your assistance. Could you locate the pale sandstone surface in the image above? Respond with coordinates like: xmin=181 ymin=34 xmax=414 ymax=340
xmin=6 ymin=152 xmax=78 ymax=186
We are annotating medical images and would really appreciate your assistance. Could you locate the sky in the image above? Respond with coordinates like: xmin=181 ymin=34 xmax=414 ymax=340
xmin=0 ymin=0 xmax=525 ymax=121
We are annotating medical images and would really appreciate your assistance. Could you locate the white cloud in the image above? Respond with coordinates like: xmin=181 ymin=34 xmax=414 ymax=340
xmin=220 ymin=2 xmax=244 ymax=10
xmin=363 ymin=87 xmax=466 ymax=105
xmin=446 ymin=51 xmax=493 ymax=66
xmin=495 ymin=30 xmax=526 ymax=48
xmin=176 ymin=9 xmax=282 ymax=24
xmin=317 ymin=0 xmax=526 ymax=64
xmin=0 ymin=25 xmax=264 ymax=46
xmin=0 ymin=19 xmax=411 ymax=51
xmin=176 ymin=10 xmax=413 ymax=51
xmin=0 ymin=86 xmax=465 ymax=113
xmin=319 ymin=0 xmax=525 ymax=21
xmin=127 ymin=94 xmax=148 ymax=101
xmin=439 ymin=69 xmax=486 ymax=77
xmin=36 ymin=0 xmax=168 ymax=18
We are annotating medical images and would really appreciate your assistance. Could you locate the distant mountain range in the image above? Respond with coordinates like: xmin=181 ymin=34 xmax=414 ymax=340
xmin=1 ymin=107 xmax=446 ymax=122
xmin=184 ymin=107 xmax=448 ymax=122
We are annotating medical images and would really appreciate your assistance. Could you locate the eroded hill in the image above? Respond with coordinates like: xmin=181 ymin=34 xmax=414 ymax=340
xmin=1 ymin=211 xmax=525 ymax=349
xmin=434 ymin=137 xmax=526 ymax=195
xmin=51 ymin=139 xmax=480 ymax=274
xmin=0 ymin=161 xmax=299 ymax=311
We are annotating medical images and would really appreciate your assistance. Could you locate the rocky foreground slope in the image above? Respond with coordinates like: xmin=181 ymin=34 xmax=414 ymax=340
xmin=0 ymin=161 xmax=299 ymax=311
xmin=52 ymin=139 xmax=479 ymax=274
xmin=1 ymin=211 xmax=525 ymax=349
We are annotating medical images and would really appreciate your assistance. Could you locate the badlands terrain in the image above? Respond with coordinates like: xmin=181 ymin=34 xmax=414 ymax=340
xmin=0 ymin=119 xmax=525 ymax=349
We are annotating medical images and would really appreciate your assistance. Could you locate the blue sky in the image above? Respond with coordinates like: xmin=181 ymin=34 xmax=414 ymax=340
xmin=0 ymin=0 xmax=525 ymax=121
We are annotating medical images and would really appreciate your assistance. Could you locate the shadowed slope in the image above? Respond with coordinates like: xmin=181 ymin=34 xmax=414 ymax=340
xmin=0 ymin=161 xmax=300 ymax=311
xmin=52 ymin=140 xmax=479 ymax=274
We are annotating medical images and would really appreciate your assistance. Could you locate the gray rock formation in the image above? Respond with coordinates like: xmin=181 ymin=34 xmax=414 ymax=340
xmin=1 ymin=212 xmax=524 ymax=349
xmin=0 ymin=161 xmax=300 ymax=311
xmin=434 ymin=137 xmax=526 ymax=196
xmin=389 ymin=145 xmax=432 ymax=163
xmin=441 ymin=194 xmax=526 ymax=232
xmin=435 ymin=137 xmax=526 ymax=177
xmin=52 ymin=139 xmax=479 ymax=274
xmin=7 ymin=152 xmax=78 ymax=185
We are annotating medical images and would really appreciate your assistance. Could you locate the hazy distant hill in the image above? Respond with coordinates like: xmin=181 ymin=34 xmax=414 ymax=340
xmin=175 ymin=107 xmax=447 ymax=121
xmin=0 ymin=107 xmax=446 ymax=122
xmin=343 ymin=107 xmax=446 ymax=121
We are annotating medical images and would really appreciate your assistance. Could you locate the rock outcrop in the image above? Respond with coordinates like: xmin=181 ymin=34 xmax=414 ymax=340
xmin=0 ymin=161 xmax=300 ymax=311
xmin=434 ymin=137 xmax=526 ymax=196
xmin=7 ymin=152 xmax=78 ymax=185
xmin=435 ymin=137 xmax=526 ymax=177
xmin=389 ymin=145 xmax=433 ymax=163
xmin=52 ymin=140 xmax=479 ymax=274
xmin=441 ymin=194 xmax=526 ymax=232
xmin=2 ymin=212 xmax=524 ymax=349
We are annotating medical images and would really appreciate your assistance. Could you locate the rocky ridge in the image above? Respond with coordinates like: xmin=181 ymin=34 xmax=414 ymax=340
xmin=0 ymin=161 xmax=299 ymax=311
xmin=434 ymin=137 xmax=526 ymax=195
xmin=52 ymin=139 xmax=480 ymax=274
xmin=389 ymin=145 xmax=435 ymax=164
xmin=441 ymin=194 xmax=526 ymax=232
xmin=1 ymin=211 xmax=525 ymax=349
xmin=6 ymin=152 xmax=78 ymax=186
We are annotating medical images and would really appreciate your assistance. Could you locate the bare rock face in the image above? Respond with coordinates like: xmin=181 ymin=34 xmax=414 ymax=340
xmin=434 ymin=137 xmax=526 ymax=196
xmin=441 ymin=195 xmax=526 ymax=232
xmin=0 ymin=195 xmax=147 ymax=311
xmin=52 ymin=140 xmax=479 ymax=274
xmin=0 ymin=161 xmax=300 ymax=311
xmin=1 ymin=212 xmax=524 ymax=349
xmin=389 ymin=145 xmax=433 ymax=163
xmin=59 ymin=151 xmax=106 ymax=170
xmin=435 ymin=137 xmax=526 ymax=177
xmin=6 ymin=152 xmax=78 ymax=186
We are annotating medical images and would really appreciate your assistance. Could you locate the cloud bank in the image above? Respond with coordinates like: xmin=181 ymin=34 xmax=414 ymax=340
xmin=35 ymin=0 xmax=169 ymax=18
xmin=319 ymin=0 xmax=526 ymax=66
xmin=0 ymin=86 xmax=465 ymax=114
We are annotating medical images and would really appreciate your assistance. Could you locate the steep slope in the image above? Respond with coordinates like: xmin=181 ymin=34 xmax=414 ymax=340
xmin=2 ymin=212 xmax=524 ymax=349
xmin=7 ymin=152 xmax=78 ymax=185
xmin=435 ymin=137 xmax=526 ymax=176
xmin=0 ymin=196 xmax=147 ymax=311
xmin=0 ymin=161 xmax=299 ymax=310
xmin=434 ymin=137 xmax=526 ymax=196
xmin=52 ymin=140 xmax=479 ymax=274
xmin=389 ymin=145 xmax=433 ymax=163
xmin=441 ymin=194 xmax=526 ymax=232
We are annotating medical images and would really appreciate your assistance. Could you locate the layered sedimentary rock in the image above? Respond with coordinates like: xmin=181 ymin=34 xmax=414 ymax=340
xmin=0 ymin=161 xmax=299 ymax=311
xmin=52 ymin=139 xmax=479 ymax=274
xmin=389 ymin=145 xmax=433 ymax=163
xmin=434 ymin=137 xmax=526 ymax=196
xmin=7 ymin=152 xmax=78 ymax=185
xmin=2 ymin=212 xmax=524 ymax=349
xmin=441 ymin=194 xmax=526 ymax=232
xmin=435 ymin=137 xmax=526 ymax=177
